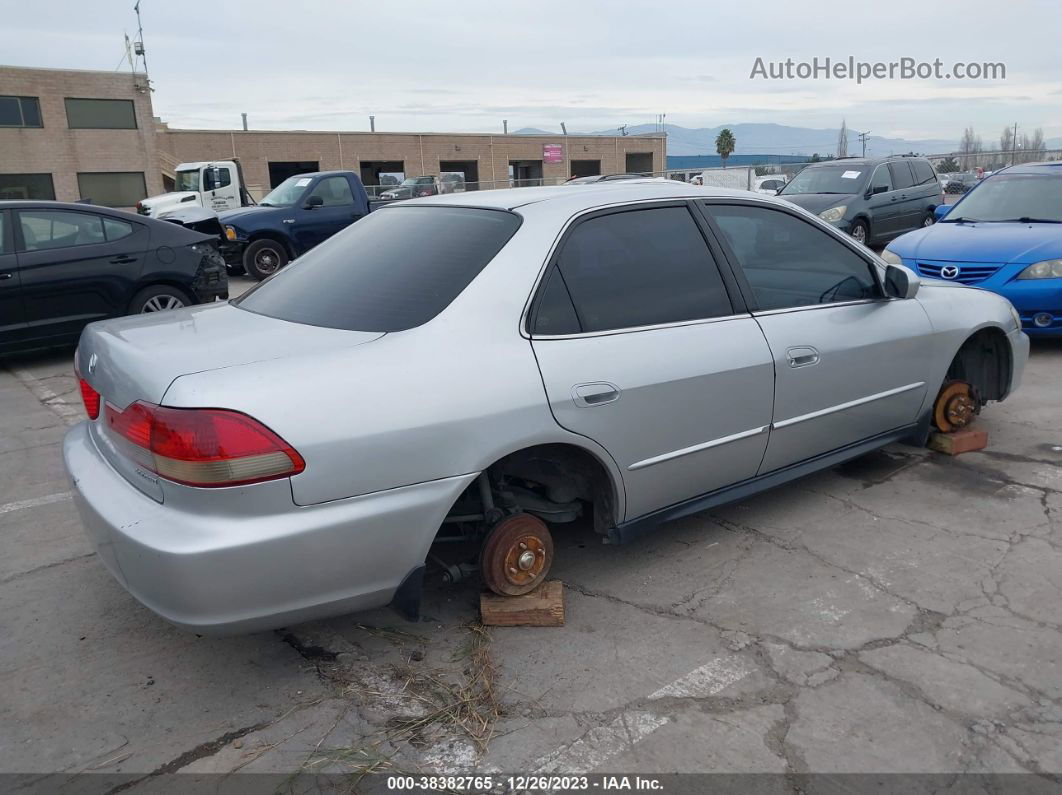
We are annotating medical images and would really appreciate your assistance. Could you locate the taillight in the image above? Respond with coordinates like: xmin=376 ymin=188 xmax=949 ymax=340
xmin=76 ymin=374 xmax=101 ymax=420
xmin=105 ymin=402 xmax=304 ymax=487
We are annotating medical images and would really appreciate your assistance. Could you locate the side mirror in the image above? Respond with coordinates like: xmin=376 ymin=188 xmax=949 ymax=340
xmin=884 ymin=263 xmax=919 ymax=299
xmin=304 ymin=195 xmax=324 ymax=209
xmin=933 ymin=204 xmax=950 ymax=221
xmin=868 ymin=184 xmax=889 ymax=196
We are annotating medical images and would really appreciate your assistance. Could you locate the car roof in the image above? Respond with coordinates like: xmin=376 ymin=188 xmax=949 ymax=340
xmin=995 ymin=162 xmax=1062 ymax=175
xmin=0 ymin=200 xmax=145 ymax=218
xmin=389 ymin=181 xmax=787 ymax=213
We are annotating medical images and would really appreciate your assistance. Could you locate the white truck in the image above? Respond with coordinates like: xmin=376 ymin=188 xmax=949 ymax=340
xmin=137 ymin=160 xmax=254 ymax=218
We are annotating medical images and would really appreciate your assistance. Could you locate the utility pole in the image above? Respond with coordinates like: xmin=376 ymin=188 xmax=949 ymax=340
xmin=858 ymin=130 xmax=871 ymax=157
xmin=1011 ymin=122 xmax=1019 ymax=166
xmin=619 ymin=124 xmax=627 ymax=136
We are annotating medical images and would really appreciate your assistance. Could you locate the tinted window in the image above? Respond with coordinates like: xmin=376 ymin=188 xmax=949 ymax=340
xmin=76 ymin=172 xmax=147 ymax=207
xmin=532 ymin=269 xmax=581 ymax=335
xmin=0 ymin=212 xmax=6 ymax=254
xmin=0 ymin=173 xmax=55 ymax=200
xmin=103 ymin=217 xmax=135 ymax=242
xmin=0 ymin=96 xmax=41 ymax=127
xmin=20 ymin=210 xmax=106 ymax=251
xmin=889 ymin=161 xmax=915 ymax=189
xmin=550 ymin=206 xmax=732 ymax=333
xmin=236 ymin=206 xmax=520 ymax=332
xmin=869 ymin=165 xmax=893 ymax=192
xmin=65 ymin=98 xmax=137 ymax=129
xmin=707 ymin=204 xmax=880 ymax=311
xmin=912 ymin=159 xmax=936 ymax=185
xmin=308 ymin=176 xmax=354 ymax=206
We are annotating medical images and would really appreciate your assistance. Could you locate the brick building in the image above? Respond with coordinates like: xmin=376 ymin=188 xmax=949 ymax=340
xmin=0 ymin=65 xmax=163 ymax=205
xmin=2 ymin=64 xmax=666 ymax=208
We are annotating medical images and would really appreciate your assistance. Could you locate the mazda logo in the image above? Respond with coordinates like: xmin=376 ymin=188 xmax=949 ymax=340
xmin=940 ymin=265 xmax=961 ymax=280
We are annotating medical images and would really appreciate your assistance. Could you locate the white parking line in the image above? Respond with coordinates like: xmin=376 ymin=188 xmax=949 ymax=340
xmin=9 ymin=366 xmax=82 ymax=426
xmin=0 ymin=492 xmax=73 ymax=515
xmin=528 ymin=655 xmax=753 ymax=776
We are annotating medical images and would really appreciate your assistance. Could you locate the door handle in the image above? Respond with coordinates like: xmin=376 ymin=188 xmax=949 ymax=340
xmin=572 ymin=382 xmax=620 ymax=407
xmin=786 ymin=346 xmax=820 ymax=368
xmin=0 ymin=272 xmax=12 ymax=281
xmin=109 ymin=256 xmax=137 ymax=264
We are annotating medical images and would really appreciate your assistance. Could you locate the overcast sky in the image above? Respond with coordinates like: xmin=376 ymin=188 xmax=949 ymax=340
xmin=3 ymin=0 xmax=1060 ymax=144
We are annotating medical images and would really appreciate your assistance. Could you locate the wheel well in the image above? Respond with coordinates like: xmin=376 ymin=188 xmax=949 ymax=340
xmin=486 ymin=444 xmax=618 ymax=534
xmin=129 ymin=281 xmax=196 ymax=310
xmin=945 ymin=327 xmax=1011 ymax=403
xmin=247 ymin=232 xmax=295 ymax=259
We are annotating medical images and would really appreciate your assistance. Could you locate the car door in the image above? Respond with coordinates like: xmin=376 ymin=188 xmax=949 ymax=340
xmin=0 ymin=210 xmax=28 ymax=349
xmin=529 ymin=202 xmax=776 ymax=520
xmin=293 ymin=175 xmax=361 ymax=252
xmin=864 ymin=164 xmax=900 ymax=239
xmin=888 ymin=160 xmax=920 ymax=233
xmin=16 ymin=208 xmax=149 ymax=343
xmin=701 ymin=201 xmax=935 ymax=474
xmin=203 ymin=164 xmax=240 ymax=212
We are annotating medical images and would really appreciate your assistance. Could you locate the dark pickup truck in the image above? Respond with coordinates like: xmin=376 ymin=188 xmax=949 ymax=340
xmin=219 ymin=170 xmax=372 ymax=280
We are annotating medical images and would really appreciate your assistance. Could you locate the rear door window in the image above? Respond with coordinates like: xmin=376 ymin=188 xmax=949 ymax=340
xmin=889 ymin=161 xmax=915 ymax=190
xmin=235 ymin=206 xmax=520 ymax=332
xmin=18 ymin=210 xmax=106 ymax=251
xmin=535 ymin=206 xmax=734 ymax=334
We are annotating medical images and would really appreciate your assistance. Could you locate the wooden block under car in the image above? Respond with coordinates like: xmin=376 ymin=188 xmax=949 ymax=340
xmin=480 ymin=580 xmax=565 ymax=627
xmin=928 ymin=428 xmax=989 ymax=456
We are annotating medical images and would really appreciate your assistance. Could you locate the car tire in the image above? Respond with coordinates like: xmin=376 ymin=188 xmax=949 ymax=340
xmin=850 ymin=219 xmax=870 ymax=246
xmin=923 ymin=211 xmax=935 ymax=227
xmin=128 ymin=285 xmax=190 ymax=315
xmin=243 ymin=239 xmax=289 ymax=281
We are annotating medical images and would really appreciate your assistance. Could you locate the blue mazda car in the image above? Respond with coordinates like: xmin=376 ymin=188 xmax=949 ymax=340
xmin=882 ymin=162 xmax=1062 ymax=336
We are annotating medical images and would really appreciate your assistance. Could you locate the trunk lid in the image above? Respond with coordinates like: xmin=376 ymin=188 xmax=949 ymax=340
xmin=77 ymin=302 xmax=384 ymax=500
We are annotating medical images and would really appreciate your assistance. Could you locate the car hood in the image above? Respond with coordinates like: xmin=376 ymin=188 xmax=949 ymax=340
xmin=217 ymin=205 xmax=290 ymax=227
xmin=889 ymin=221 xmax=1062 ymax=264
xmin=140 ymin=191 xmax=199 ymax=208
xmin=77 ymin=302 xmax=384 ymax=409
xmin=777 ymin=193 xmax=857 ymax=214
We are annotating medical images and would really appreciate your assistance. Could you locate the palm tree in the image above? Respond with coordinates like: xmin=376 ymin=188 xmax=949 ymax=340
xmin=716 ymin=128 xmax=736 ymax=168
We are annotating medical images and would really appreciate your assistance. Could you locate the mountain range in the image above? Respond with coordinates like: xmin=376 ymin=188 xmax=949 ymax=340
xmin=515 ymin=123 xmax=1062 ymax=158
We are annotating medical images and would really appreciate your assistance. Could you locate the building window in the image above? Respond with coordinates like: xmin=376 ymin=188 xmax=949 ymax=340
xmin=76 ymin=172 xmax=147 ymax=207
xmin=0 ymin=173 xmax=55 ymax=200
xmin=65 ymin=98 xmax=137 ymax=129
xmin=0 ymin=96 xmax=42 ymax=127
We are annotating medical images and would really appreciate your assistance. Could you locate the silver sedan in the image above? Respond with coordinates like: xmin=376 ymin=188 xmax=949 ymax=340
xmin=63 ymin=182 xmax=1029 ymax=633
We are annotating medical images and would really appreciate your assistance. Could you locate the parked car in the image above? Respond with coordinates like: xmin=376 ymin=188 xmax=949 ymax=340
xmin=64 ymin=182 xmax=1027 ymax=633
xmin=379 ymin=176 xmax=440 ymax=200
xmin=778 ymin=155 xmax=943 ymax=246
xmin=884 ymin=162 xmax=1062 ymax=336
xmin=0 ymin=201 xmax=226 ymax=355
xmin=944 ymin=173 xmax=979 ymax=194
xmin=753 ymin=175 xmax=787 ymax=195
xmin=219 ymin=170 xmax=371 ymax=280
xmin=439 ymin=173 xmax=467 ymax=194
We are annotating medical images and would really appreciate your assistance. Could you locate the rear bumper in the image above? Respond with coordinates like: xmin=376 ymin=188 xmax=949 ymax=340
xmin=63 ymin=422 xmax=475 ymax=634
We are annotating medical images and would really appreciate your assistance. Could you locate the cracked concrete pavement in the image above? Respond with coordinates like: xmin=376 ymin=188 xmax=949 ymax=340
xmin=1 ymin=317 xmax=1060 ymax=788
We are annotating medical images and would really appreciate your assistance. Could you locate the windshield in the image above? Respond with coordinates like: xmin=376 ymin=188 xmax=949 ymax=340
xmin=780 ymin=165 xmax=867 ymax=195
xmin=259 ymin=175 xmax=312 ymax=207
xmin=943 ymin=173 xmax=1062 ymax=223
xmin=235 ymin=206 xmax=522 ymax=332
xmin=175 ymin=170 xmax=200 ymax=192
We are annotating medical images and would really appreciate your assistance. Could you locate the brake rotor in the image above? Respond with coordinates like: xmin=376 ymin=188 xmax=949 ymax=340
xmin=933 ymin=380 xmax=978 ymax=432
xmin=480 ymin=513 xmax=554 ymax=596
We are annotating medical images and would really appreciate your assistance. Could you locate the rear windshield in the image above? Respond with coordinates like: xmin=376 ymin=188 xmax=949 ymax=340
xmin=234 ymin=206 xmax=521 ymax=332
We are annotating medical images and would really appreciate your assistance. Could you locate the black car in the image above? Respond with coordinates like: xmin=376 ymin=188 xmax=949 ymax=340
xmin=0 ymin=201 xmax=227 ymax=355
xmin=777 ymin=155 xmax=944 ymax=247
